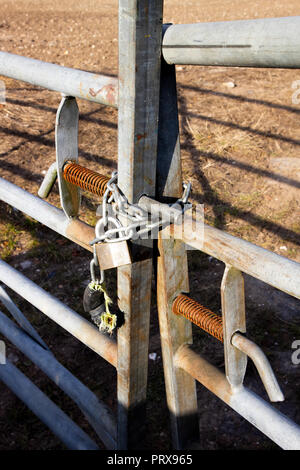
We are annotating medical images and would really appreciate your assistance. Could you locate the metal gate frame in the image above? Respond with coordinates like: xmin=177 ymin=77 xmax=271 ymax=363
xmin=0 ymin=3 xmax=299 ymax=450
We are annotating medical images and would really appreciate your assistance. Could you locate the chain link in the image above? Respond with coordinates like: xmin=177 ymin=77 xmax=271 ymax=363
xmin=89 ymin=171 xmax=191 ymax=246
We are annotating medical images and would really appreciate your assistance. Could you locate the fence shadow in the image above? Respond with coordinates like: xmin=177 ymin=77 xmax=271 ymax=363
xmin=0 ymin=79 xmax=299 ymax=247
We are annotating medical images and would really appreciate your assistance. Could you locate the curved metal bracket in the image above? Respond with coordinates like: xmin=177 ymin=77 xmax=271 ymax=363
xmin=232 ymin=332 xmax=284 ymax=402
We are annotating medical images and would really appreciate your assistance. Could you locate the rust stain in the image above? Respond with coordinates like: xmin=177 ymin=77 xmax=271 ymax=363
xmin=66 ymin=218 xmax=94 ymax=253
xmin=136 ymin=132 xmax=147 ymax=141
xmin=173 ymin=295 xmax=223 ymax=342
xmin=144 ymin=175 xmax=153 ymax=187
xmin=89 ymin=83 xmax=118 ymax=105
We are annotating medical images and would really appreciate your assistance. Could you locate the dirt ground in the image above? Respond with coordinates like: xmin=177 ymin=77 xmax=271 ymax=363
xmin=0 ymin=0 xmax=300 ymax=451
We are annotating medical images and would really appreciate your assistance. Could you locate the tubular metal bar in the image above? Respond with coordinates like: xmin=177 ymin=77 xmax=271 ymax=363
xmin=0 ymin=51 xmax=118 ymax=107
xmin=172 ymin=294 xmax=283 ymax=402
xmin=0 ymin=285 xmax=49 ymax=350
xmin=38 ymin=162 xmax=57 ymax=199
xmin=0 ymin=259 xmax=117 ymax=368
xmin=0 ymin=176 xmax=94 ymax=252
xmin=1 ymin=177 xmax=300 ymax=302
xmin=231 ymin=333 xmax=284 ymax=403
xmin=0 ymin=310 xmax=117 ymax=449
xmin=0 ymin=360 xmax=99 ymax=450
xmin=175 ymin=345 xmax=300 ymax=450
xmin=162 ymin=16 xmax=300 ymax=68
xmin=173 ymin=216 xmax=300 ymax=301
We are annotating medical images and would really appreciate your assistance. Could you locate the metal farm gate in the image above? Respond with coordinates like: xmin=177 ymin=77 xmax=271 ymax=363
xmin=0 ymin=2 xmax=300 ymax=450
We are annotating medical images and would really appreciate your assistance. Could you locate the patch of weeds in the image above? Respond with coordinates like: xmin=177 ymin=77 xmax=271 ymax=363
xmin=287 ymin=247 xmax=297 ymax=259
xmin=0 ymin=223 xmax=21 ymax=259
xmin=291 ymin=223 xmax=300 ymax=235
xmin=234 ymin=191 xmax=262 ymax=210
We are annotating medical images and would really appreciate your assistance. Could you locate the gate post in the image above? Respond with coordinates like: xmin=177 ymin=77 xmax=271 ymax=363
xmin=117 ymin=0 xmax=163 ymax=449
xmin=156 ymin=54 xmax=200 ymax=449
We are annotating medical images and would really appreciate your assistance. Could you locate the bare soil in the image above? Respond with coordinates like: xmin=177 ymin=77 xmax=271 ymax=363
xmin=0 ymin=0 xmax=300 ymax=451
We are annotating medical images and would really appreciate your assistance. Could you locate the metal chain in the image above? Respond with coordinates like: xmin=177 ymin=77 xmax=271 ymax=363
xmin=90 ymin=171 xmax=191 ymax=246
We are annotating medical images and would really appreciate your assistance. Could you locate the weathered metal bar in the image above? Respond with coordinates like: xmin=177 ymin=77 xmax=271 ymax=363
xmin=38 ymin=162 xmax=57 ymax=199
xmin=0 ymin=310 xmax=116 ymax=448
xmin=56 ymin=96 xmax=80 ymax=218
xmin=0 ymin=285 xmax=48 ymax=350
xmin=117 ymin=0 xmax=163 ymax=449
xmin=0 ymin=176 xmax=94 ymax=251
xmin=231 ymin=333 xmax=284 ymax=403
xmin=0 ymin=51 xmax=118 ymax=107
xmin=0 ymin=360 xmax=99 ymax=450
xmin=175 ymin=345 xmax=300 ymax=450
xmin=162 ymin=16 xmax=300 ymax=68
xmin=173 ymin=216 xmax=300 ymax=300
xmin=156 ymin=52 xmax=199 ymax=449
xmin=1 ymin=177 xmax=300 ymax=301
xmin=0 ymin=259 xmax=117 ymax=367
xmin=157 ymin=237 xmax=199 ymax=449
xmin=172 ymin=294 xmax=283 ymax=402
xmin=221 ymin=266 xmax=247 ymax=388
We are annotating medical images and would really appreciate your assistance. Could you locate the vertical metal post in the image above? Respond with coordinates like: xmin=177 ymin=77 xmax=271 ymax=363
xmin=156 ymin=52 xmax=200 ymax=449
xmin=221 ymin=266 xmax=247 ymax=387
xmin=117 ymin=0 xmax=163 ymax=449
xmin=56 ymin=95 xmax=80 ymax=218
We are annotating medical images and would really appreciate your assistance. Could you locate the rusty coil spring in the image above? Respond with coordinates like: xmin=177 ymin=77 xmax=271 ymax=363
xmin=172 ymin=294 xmax=223 ymax=342
xmin=63 ymin=162 xmax=110 ymax=197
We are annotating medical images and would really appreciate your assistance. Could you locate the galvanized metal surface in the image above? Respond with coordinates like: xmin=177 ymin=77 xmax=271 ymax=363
xmin=0 ymin=360 xmax=99 ymax=450
xmin=156 ymin=54 xmax=199 ymax=450
xmin=0 ymin=259 xmax=117 ymax=367
xmin=38 ymin=162 xmax=57 ymax=199
xmin=177 ymin=216 xmax=300 ymax=301
xmin=156 ymin=43 xmax=183 ymax=199
xmin=0 ymin=176 xmax=70 ymax=236
xmin=163 ymin=16 xmax=300 ymax=68
xmin=221 ymin=266 xmax=247 ymax=388
xmin=157 ymin=236 xmax=199 ymax=450
xmin=0 ymin=310 xmax=116 ymax=448
xmin=95 ymin=241 xmax=131 ymax=271
xmin=0 ymin=285 xmax=48 ymax=350
xmin=175 ymin=345 xmax=300 ymax=450
xmin=0 ymin=51 xmax=118 ymax=107
xmin=232 ymin=333 xmax=284 ymax=403
xmin=138 ymin=195 xmax=184 ymax=225
xmin=0 ymin=176 xmax=96 ymax=252
xmin=117 ymin=0 xmax=163 ymax=449
xmin=56 ymin=96 xmax=80 ymax=218
xmin=172 ymin=293 xmax=283 ymax=403
xmin=118 ymin=0 xmax=163 ymax=203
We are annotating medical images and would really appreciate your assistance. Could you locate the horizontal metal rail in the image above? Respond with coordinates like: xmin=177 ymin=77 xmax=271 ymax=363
xmin=162 ymin=16 xmax=300 ymax=68
xmin=0 ymin=259 xmax=117 ymax=368
xmin=0 ymin=285 xmax=48 ymax=349
xmin=175 ymin=345 xmax=300 ymax=450
xmin=172 ymin=294 xmax=283 ymax=402
xmin=0 ymin=360 xmax=99 ymax=450
xmin=0 ymin=176 xmax=94 ymax=252
xmin=0 ymin=51 xmax=118 ymax=107
xmin=0 ymin=310 xmax=116 ymax=448
xmin=170 ymin=216 xmax=300 ymax=300
xmin=1 ymin=176 xmax=300 ymax=301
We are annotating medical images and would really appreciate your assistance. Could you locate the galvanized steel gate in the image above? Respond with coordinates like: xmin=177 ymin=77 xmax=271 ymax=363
xmin=0 ymin=2 xmax=300 ymax=450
